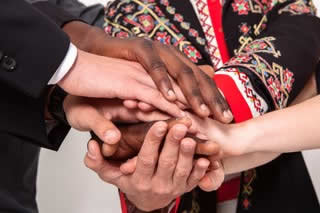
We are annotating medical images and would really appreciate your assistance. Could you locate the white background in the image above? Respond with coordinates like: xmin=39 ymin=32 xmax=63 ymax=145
xmin=37 ymin=1 xmax=320 ymax=212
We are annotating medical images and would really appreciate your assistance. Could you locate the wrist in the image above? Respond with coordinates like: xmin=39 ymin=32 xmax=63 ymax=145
xmin=230 ymin=121 xmax=258 ymax=155
xmin=63 ymin=21 xmax=106 ymax=54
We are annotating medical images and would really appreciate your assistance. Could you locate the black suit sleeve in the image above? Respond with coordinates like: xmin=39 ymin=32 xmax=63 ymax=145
xmin=0 ymin=0 xmax=73 ymax=150
xmin=0 ymin=0 xmax=70 ymax=99
xmin=28 ymin=0 xmax=104 ymax=27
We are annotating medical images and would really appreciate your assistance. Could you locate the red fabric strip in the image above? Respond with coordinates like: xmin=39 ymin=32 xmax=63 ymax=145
xmin=214 ymin=74 xmax=253 ymax=122
xmin=171 ymin=197 xmax=181 ymax=213
xmin=120 ymin=192 xmax=128 ymax=213
xmin=216 ymin=177 xmax=241 ymax=203
xmin=207 ymin=0 xmax=230 ymax=63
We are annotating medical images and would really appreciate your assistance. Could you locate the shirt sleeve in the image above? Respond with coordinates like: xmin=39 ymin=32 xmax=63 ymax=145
xmin=215 ymin=1 xmax=320 ymax=122
xmin=48 ymin=43 xmax=78 ymax=85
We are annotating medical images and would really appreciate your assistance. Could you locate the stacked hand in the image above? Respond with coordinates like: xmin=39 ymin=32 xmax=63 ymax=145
xmin=48 ymin=20 xmax=235 ymax=212
xmin=84 ymin=119 xmax=224 ymax=211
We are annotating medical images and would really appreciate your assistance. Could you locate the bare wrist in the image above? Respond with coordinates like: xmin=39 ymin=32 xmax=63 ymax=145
xmin=227 ymin=122 xmax=254 ymax=155
xmin=232 ymin=121 xmax=259 ymax=154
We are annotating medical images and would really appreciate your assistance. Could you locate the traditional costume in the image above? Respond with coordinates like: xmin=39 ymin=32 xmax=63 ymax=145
xmin=104 ymin=0 xmax=320 ymax=212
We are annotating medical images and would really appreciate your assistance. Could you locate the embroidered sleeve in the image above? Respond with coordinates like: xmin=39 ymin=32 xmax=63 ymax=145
xmin=223 ymin=0 xmax=320 ymax=111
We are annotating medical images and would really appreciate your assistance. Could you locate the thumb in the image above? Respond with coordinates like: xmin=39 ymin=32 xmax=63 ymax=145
xmin=198 ymin=161 xmax=224 ymax=192
xmin=120 ymin=156 xmax=138 ymax=175
xmin=87 ymin=108 xmax=121 ymax=145
xmin=84 ymin=139 xmax=105 ymax=172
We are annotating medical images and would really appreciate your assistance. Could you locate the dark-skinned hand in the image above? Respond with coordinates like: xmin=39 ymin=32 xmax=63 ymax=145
xmin=63 ymin=21 xmax=232 ymax=122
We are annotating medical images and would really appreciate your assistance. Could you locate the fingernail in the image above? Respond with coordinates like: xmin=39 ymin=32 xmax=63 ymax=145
xmin=200 ymin=104 xmax=209 ymax=113
xmin=180 ymin=111 xmax=186 ymax=117
xmin=182 ymin=139 xmax=195 ymax=152
xmin=104 ymin=130 xmax=119 ymax=144
xmin=168 ymin=90 xmax=176 ymax=98
xmin=156 ymin=126 xmax=167 ymax=137
xmin=87 ymin=143 xmax=96 ymax=160
xmin=212 ymin=161 xmax=220 ymax=170
xmin=223 ymin=110 xmax=233 ymax=120
xmin=200 ymin=159 xmax=210 ymax=168
xmin=173 ymin=125 xmax=187 ymax=140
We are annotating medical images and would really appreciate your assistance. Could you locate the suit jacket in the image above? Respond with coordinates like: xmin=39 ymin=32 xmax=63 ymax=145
xmin=0 ymin=1 xmax=76 ymax=212
xmin=26 ymin=0 xmax=105 ymax=27
xmin=104 ymin=0 xmax=320 ymax=212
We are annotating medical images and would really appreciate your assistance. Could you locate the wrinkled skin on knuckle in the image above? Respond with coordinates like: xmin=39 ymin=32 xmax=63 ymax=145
xmin=177 ymin=67 xmax=194 ymax=79
xmin=139 ymin=156 xmax=157 ymax=169
xmin=135 ymin=181 xmax=151 ymax=193
xmin=175 ymin=168 xmax=190 ymax=179
xmin=153 ymin=183 xmax=174 ymax=197
xmin=158 ymin=158 xmax=177 ymax=171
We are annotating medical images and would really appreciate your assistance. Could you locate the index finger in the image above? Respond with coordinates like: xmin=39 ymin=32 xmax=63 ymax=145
xmin=134 ymin=121 xmax=168 ymax=180
xmin=133 ymin=38 xmax=176 ymax=101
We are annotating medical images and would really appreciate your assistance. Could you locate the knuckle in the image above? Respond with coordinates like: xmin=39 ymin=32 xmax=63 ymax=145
xmin=175 ymin=168 xmax=189 ymax=179
xmin=139 ymin=156 xmax=156 ymax=168
xmin=139 ymin=38 xmax=153 ymax=49
xmin=150 ymin=61 xmax=166 ymax=72
xmin=136 ymin=182 xmax=151 ymax=193
xmin=191 ymin=88 xmax=202 ymax=98
xmin=154 ymin=185 xmax=173 ymax=196
xmin=159 ymin=158 xmax=176 ymax=170
xmin=178 ymin=67 xmax=194 ymax=77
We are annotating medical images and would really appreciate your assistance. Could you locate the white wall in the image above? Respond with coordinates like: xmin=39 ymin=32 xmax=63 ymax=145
xmin=37 ymin=1 xmax=320 ymax=212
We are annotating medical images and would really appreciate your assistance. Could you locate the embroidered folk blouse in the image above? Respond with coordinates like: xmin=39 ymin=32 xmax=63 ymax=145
xmin=103 ymin=0 xmax=320 ymax=212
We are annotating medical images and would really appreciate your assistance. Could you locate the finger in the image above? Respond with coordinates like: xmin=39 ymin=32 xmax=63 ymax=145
xmin=84 ymin=140 xmax=123 ymax=184
xmin=199 ymin=65 xmax=215 ymax=78
xmin=135 ymin=110 xmax=171 ymax=122
xmin=196 ymin=141 xmax=221 ymax=156
xmin=134 ymin=121 xmax=168 ymax=180
xmin=90 ymin=131 xmax=120 ymax=157
xmin=166 ymin=117 xmax=192 ymax=129
xmin=169 ymin=46 xmax=232 ymax=121
xmin=86 ymin=107 xmax=121 ymax=145
xmin=123 ymin=100 xmax=139 ymax=109
xmin=120 ymin=156 xmax=138 ymax=175
xmin=133 ymin=39 xmax=176 ymax=101
xmin=136 ymin=85 xmax=184 ymax=118
xmin=102 ymin=143 xmax=119 ymax=157
xmin=173 ymin=138 xmax=196 ymax=191
xmin=198 ymin=161 xmax=225 ymax=192
xmin=137 ymin=102 xmax=155 ymax=112
xmin=197 ymin=70 xmax=233 ymax=123
xmin=161 ymin=46 xmax=210 ymax=117
xmin=186 ymin=158 xmax=210 ymax=192
xmin=156 ymin=124 xmax=188 ymax=183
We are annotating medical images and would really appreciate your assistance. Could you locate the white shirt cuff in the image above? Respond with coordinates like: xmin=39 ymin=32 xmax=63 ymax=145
xmin=48 ymin=43 xmax=78 ymax=85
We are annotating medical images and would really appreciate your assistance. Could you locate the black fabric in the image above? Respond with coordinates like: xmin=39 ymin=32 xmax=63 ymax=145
xmin=237 ymin=153 xmax=319 ymax=213
xmin=0 ymin=0 xmax=70 ymax=98
xmin=28 ymin=0 xmax=105 ymax=27
xmin=0 ymin=0 xmax=74 ymax=212
xmin=141 ymin=1 xmax=320 ymax=212
xmin=32 ymin=1 xmax=81 ymax=27
xmin=0 ymin=133 xmax=40 ymax=213
xmin=316 ymin=63 xmax=320 ymax=94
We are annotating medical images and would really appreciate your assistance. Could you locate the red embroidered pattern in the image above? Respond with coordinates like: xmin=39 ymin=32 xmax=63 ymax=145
xmin=225 ymin=37 xmax=294 ymax=109
xmin=216 ymin=68 xmax=268 ymax=116
xmin=104 ymin=0 xmax=206 ymax=63
xmin=191 ymin=0 xmax=223 ymax=69
xmin=278 ymin=0 xmax=316 ymax=15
